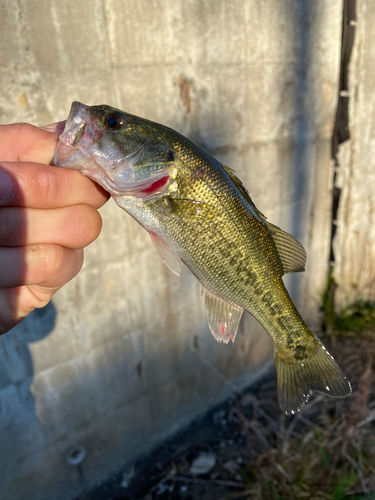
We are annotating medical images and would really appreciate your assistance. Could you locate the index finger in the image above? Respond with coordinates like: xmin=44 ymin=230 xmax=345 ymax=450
xmin=0 ymin=161 xmax=109 ymax=209
xmin=0 ymin=122 xmax=62 ymax=164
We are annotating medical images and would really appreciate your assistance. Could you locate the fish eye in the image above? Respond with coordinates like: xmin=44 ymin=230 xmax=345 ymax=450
xmin=103 ymin=113 xmax=123 ymax=130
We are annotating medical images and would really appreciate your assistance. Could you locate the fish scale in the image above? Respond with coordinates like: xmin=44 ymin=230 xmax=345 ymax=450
xmin=54 ymin=101 xmax=352 ymax=415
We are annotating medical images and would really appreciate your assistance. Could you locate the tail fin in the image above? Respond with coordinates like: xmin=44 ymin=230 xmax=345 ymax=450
xmin=275 ymin=335 xmax=352 ymax=415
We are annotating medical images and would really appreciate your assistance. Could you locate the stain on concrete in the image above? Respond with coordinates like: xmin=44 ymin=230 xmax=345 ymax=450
xmin=177 ymin=75 xmax=193 ymax=115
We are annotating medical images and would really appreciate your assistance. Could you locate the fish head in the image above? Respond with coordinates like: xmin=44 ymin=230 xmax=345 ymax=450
xmin=53 ymin=101 xmax=176 ymax=199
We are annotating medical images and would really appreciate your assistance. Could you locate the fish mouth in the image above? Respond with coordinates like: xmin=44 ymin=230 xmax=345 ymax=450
xmin=53 ymin=101 xmax=92 ymax=169
xmin=61 ymin=101 xmax=88 ymax=148
xmin=53 ymin=101 xmax=175 ymax=199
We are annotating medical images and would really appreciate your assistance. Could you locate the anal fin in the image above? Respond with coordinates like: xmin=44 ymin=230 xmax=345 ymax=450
xmin=203 ymin=288 xmax=244 ymax=344
xmin=149 ymin=232 xmax=181 ymax=276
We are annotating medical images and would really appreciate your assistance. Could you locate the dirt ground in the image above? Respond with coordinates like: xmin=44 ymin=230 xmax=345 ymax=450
xmin=77 ymin=334 xmax=375 ymax=500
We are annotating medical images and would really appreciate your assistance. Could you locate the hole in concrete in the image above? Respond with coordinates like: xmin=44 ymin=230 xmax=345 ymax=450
xmin=67 ymin=445 xmax=86 ymax=466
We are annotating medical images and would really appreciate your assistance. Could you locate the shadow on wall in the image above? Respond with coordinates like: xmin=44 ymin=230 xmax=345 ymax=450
xmin=0 ymin=302 xmax=56 ymax=485
xmin=0 ymin=159 xmax=54 ymax=485
xmin=287 ymin=1 xmax=321 ymax=301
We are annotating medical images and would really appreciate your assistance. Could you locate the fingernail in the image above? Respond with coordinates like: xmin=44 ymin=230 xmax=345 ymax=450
xmin=41 ymin=121 xmax=66 ymax=134
xmin=0 ymin=169 xmax=13 ymax=201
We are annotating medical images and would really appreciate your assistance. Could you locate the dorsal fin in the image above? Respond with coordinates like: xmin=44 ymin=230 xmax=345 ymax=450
xmin=221 ymin=164 xmax=254 ymax=206
xmin=221 ymin=163 xmax=267 ymax=219
xmin=265 ymin=221 xmax=306 ymax=274
xmin=221 ymin=163 xmax=306 ymax=275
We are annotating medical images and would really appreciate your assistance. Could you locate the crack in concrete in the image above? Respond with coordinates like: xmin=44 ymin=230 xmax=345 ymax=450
xmin=330 ymin=0 xmax=356 ymax=269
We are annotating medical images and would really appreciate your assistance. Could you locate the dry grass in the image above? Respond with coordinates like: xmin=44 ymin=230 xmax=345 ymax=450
xmin=82 ymin=300 xmax=375 ymax=500
xmin=138 ymin=333 xmax=375 ymax=500
xmin=241 ymin=337 xmax=375 ymax=500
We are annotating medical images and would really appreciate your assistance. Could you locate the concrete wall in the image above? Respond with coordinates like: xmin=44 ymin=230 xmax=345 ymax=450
xmin=0 ymin=1 xmax=343 ymax=499
xmin=334 ymin=0 xmax=375 ymax=309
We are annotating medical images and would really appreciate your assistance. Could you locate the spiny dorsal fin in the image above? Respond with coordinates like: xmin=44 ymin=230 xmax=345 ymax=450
xmin=265 ymin=221 xmax=306 ymax=274
xmin=203 ymin=287 xmax=244 ymax=344
xmin=221 ymin=163 xmax=267 ymax=219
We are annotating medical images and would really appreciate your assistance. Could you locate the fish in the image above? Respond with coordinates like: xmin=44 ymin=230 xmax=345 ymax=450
xmin=53 ymin=101 xmax=352 ymax=415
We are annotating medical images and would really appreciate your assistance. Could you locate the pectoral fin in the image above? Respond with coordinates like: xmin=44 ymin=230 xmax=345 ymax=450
xmin=149 ymin=232 xmax=181 ymax=276
xmin=203 ymin=288 xmax=244 ymax=344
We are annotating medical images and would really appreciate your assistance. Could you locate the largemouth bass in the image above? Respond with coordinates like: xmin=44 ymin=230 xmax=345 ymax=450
xmin=54 ymin=101 xmax=351 ymax=415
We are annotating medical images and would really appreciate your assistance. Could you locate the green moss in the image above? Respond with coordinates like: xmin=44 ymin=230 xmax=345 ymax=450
xmin=336 ymin=300 xmax=375 ymax=334
xmin=322 ymin=268 xmax=375 ymax=337
xmin=332 ymin=472 xmax=358 ymax=500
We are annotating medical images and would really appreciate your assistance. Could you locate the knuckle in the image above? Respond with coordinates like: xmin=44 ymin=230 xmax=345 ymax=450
xmin=29 ymin=244 xmax=83 ymax=287
xmin=70 ymin=204 xmax=102 ymax=245
xmin=30 ymin=244 xmax=64 ymax=282
xmin=33 ymin=169 xmax=66 ymax=206
xmin=19 ymin=286 xmax=52 ymax=316
xmin=52 ymin=245 xmax=66 ymax=274
xmin=45 ymin=244 xmax=66 ymax=278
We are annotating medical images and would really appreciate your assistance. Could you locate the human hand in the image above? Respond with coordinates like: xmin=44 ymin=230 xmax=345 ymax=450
xmin=0 ymin=122 xmax=109 ymax=334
